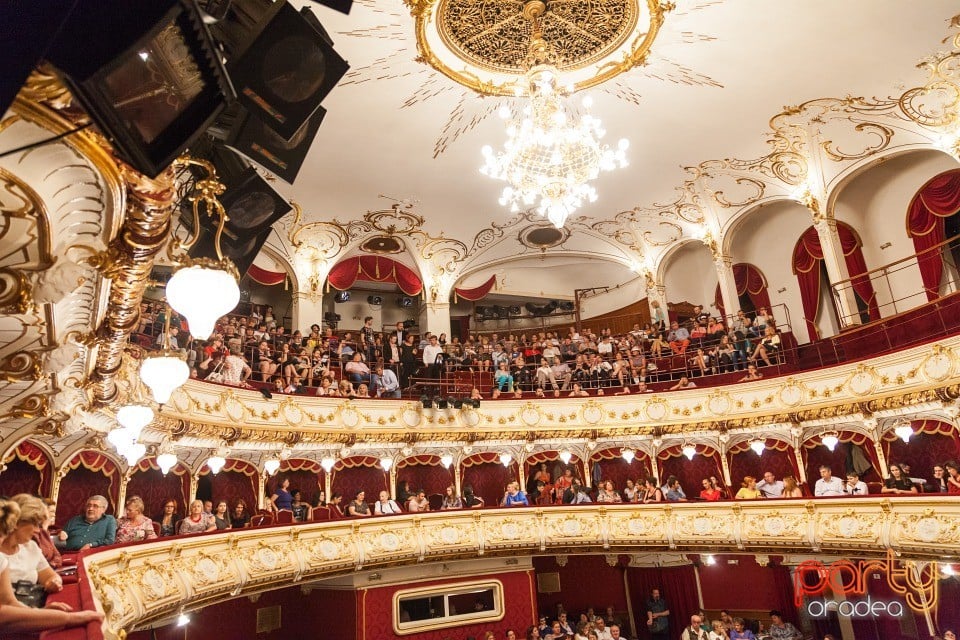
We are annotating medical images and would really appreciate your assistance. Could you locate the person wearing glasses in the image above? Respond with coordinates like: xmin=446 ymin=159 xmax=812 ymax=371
xmin=57 ymin=495 xmax=116 ymax=551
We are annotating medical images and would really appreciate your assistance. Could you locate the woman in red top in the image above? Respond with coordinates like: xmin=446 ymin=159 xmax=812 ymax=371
xmin=553 ymin=468 xmax=574 ymax=503
xmin=700 ymin=477 xmax=722 ymax=501
xmin=534 ymin=463 xmax=553 ymax=504
xmin=945 ymin=460 xmax=960 ymax=494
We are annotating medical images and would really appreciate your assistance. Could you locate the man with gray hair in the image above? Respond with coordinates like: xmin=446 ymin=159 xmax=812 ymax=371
xmin=58 ymin=495 xmax=116 ymax=550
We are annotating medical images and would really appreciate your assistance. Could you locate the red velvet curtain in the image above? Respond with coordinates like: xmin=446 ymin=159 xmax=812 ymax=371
xmin=658 ymin=445 xmax=724 ymax=498
xmin=247 ymin=264 xmax=286 ymax=286
xmin=793 ymin=222 xmax=879 ymax=338
xmin=330 ymin=457 xmax=388 ymax=500
xmin=715 ymin=263 xmax=772 ymax=317
xmin=454 ymin=275 xmax=497 ymax=302
xmin=127 ymin=459 xmax=190 ymax=519
xmin=1 ymin=441 xmax=52 ymax=497
xmin=770 ymin=563 xmax=801 ymax=626
xmin=801 ymin=432 xmax=880 ymax=488
xmin=198 ymin=460 xmax=258 ymax=512
xmin=272 ymin=468 xmax=325 ymax=505
xmin=327 ymin=256 xmax=423 ymax=296
xmin=883 ymin=421 xmax=960 ymax=480
xmin=397 ymin=457 xmax=452 ymax=497
xmin=907 ymin=169 xmax=960 ymax=301
xmin=461 ymin=456 xmax=518 ymax=506
xmin=728 ymin=440 xmax=800 ymax=491
xmin=590 ymin=448 xmax=652 ymax=492
xmin=626 ymin=564 xmax=700 ymax=637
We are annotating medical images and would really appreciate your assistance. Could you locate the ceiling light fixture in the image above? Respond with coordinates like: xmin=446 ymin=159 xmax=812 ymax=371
xmin=893 ymin=421 xmax=914 ymax=444
xmin=479 ymin=1 xmax=627 ymax=229
xmin=264 ymin=457 xmax=281 ymax=476
xmin=440 ymin=453 xmax=454 ymax=469
xmin=750 ymin=439 xmax=766 ymax=456
xmin=821 ymin=432 xmax=840 ymax=452
xmin=500 ymin=452 xmax=513 ymax=467
xmin=139 ymin=304 xmax=190 ymax=405
xmin=164 ymin=157 xmax=239 ymax=340
xmin=559 ymin=449 xmax=572 ymax=465
xmin=206 ymin=451 xmax=227 ymax=475
xmin=156 ymin=450 xmax=178 ymax=475
xmin=115 ymin=404 xmax=155 ymax=439
xmin=682 ymin=443 xmax=697 ymax=460
xmin=320 ymin=456 xmax=336 ymax=474
xmin=621 ymin=448 xmax=636 ymax=464
xmin=380 ymin=457 xmax=393 ymax=472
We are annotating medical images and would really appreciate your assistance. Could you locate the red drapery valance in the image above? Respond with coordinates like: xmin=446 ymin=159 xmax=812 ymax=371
xmin=333 ymin=455 xmax=380 ymax=470
xmin=454 ymin=275 xmax=497 ymax=302
xmin=906 ymin=169 xmax=960 ymax=301
xmin=327 ymin=256 xmax=423 ymax=296
xmin=589 ymin=447 xmax=651 ymax=463
xmin=726 ymin=437 xmax=793 ymax=455
xmin=279 ymin=458 xmax=323 ymax=473
xmin=880 ymin=419 xmax=957 ymax=440
xmin=3 ymin=441 xmax=50 ymax=471
xmin=715 ymin=263 xmax=772 ymax=317
xmin=135 ymin=457 xmax=190 ymax=476
xmin=657 ymin=444 xmax=718 ymax=460
xmin=801 ymin=430 xmax=871 ymax=449
xmin=792 ymin=221 xmax=879 ymax=339
xmin=65 ymin=450 xmax=119 ymax=475
xmin=460 ymin=452 xmax=502 ymax=467
xmin=524 ymin=451 xmax=582 ymax=466
xmin=397 ymin=455 xmax=441 ymax=468
xmin=247 ymin=264 xmax=287 ymax=286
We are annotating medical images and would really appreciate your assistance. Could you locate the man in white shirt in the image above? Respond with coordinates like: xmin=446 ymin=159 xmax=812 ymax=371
xmin=756 ymin=471 xmax=785 ymax=498
xmin=373 ymin=365 xmax=400 ymax=398
xmin=680 ymin=615 xmax=708 ymax=640
xmin=844 ymin=471 xmax=868 ymax=496
xmin=593 ymin=617 xmax=612 ymax=640
xmin=814 ymin=465 xmax=845 ymax=496
xmin=422 ymin=334 xmax=444 ymax=393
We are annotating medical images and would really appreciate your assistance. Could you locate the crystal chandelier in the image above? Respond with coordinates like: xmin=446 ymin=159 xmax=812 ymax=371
xmin=480 ymin=1 xmax=628 ymax=229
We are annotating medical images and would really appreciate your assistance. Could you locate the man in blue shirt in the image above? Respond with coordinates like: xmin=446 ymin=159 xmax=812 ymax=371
xmin=58 ymin=495 xmax=117 ymax=550
xmin=667 ymin=322 xmax=690 ymax=354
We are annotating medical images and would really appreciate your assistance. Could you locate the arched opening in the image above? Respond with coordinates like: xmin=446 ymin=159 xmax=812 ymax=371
xmin=0 ymin=440 xmax=52 ymax=497
xmin=56 ymin=451 xmax=121 ymax=527
xmin=714 ymin=263 xmax=771 ymax=317
xmin=460 ymin=452 xmax=518 ymax=507
xmin=276 ymin=459 xmax=325 ymax=506
xmin=906 ymin=168 xmax=960 ymax=301
xmin=126 ymin=457 xmax=191 ymax=519
xmin=325 ymin=255 xmax=424 ymax=335
xmin=197 ymin=459 xmax=258 ymax=514
xmin=330 ymin=456 xmax=388 ymax=502
xmin=397 ymin=455 xmax=452 ymax=505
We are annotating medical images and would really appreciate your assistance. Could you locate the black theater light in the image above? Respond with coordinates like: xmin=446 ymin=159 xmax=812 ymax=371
xmin=225 ymin=104 xmax=326 ymax=184
xmin=398 ymin=296 xmax=413 ymax=308
xmin=367 ymin=295 xmax=383 ymax=306
xmin=435 ymin=396 xmax=448 ymax=410
xmin=48 ymin=0 xmax=234 ymax=177
xmin=334 ymin=291 xmax=351 ymax=303
xmin=420 ymin=395 xmax=433 ymax=410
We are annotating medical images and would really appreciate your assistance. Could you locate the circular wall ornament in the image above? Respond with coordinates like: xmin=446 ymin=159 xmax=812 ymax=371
xmin=627 ymin=517 xmax=647 ymax=536
xmin=921 ymin=350 xmax=953 ymax=381
xmin=645 ymin=398 xmax=667 ymax=421
xmin=411 ymin=0 xmax=666 ymax=96
xmin=848 ymin=368 xmax=877 ymax=396
xmin=707 ymin=393 xmax=731 ymax=416
xmin=380 ymin=532 xmax=401 ymax=551
xmin=440 ymin=526 xmax=461 ymax=544
xmin=914 ymin=517 xmax=941 ymax=542
xmin=340 ymin=406 xmax=360 ymax=428
xmin=561 ymin=518 xmax=582 ymax=536
xmin=402 ymin=406 xmax=421 ymax=428
xmin=778 ymin=383 xmax=803 ymax=407
xmin=764 ymin=516 xmax=786 ymax=537
xmin=319 ymin=539 xmax=339 ymax=559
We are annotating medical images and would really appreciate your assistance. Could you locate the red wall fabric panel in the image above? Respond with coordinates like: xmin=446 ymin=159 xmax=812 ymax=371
xmin=126 ymin=466 xmax=190 ymax=519
xmin=397 ymin=463 xmax=453 ymax=497
xmin=0 ymin=457 xmax=45 ymax=497
xmin=697 ymin=555 xmax=783 ymax=612
xmin=533 ymin=555 xmax=628 ymax=619
xmin=594 ymin=457 xmax=652 ymax=493
xmin=198 ymin=469 xmax=257 ymax=513
xmin=359 ymin=570 xmax=535 ymax=640
xmin=461 ymin=461 xmax=518 ymax=507
xmin=56 ymin=466 xmax=118 ymax=527
xmin=332 ymin=465 xmax=388 ymax=501
xmin=126 ymin=583 xmax=358 ymax=640
xmin=626 ymin=564 xmax=699 ymax=638
xmin=803 ymin=441 xmax=880 ymax=488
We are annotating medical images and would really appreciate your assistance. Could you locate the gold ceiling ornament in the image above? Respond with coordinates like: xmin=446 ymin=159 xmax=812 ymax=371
xmin=407 ymin=0 xmax=668 ymax=97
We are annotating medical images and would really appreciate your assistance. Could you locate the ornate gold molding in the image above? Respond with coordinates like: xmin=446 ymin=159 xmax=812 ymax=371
xmin=84 ymin=498 xmax=960 ymax=639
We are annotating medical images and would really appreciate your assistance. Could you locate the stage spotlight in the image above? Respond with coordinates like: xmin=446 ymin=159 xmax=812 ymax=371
xmin=420 ymin=395 xmax=432 ymax=409
xmin=334 ymin=291 xmax=351 ymax=303
xmin=259 ymin=388 xmax=273 ymax=400
xmin=398 ymin=296 xmax=413 ymax=308
xmin=435 ymin=396 xmax=448 ymax=409
xmin=508 ymin=305 xmax=521 ymax=316
xmin=323 ymin=311 xmax=341 ymax=323
xmin=367 ymin=295 xmax=383 ymax=306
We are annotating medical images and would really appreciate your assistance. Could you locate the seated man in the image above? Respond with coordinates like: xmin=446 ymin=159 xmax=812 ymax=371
xmin=344 ymin=352 xmax=371 ymax=385
xmin=664 ymin=476 xmax=687 ymax=502
xmin=844 ymin=471 xmax=868 ymax=496
xmin=814 ymin=465 xmax=845 ymax=497
xmin=373 ymin=364 xmax=400 ymax=398
xmin=667 ymin=322 xmax=690 ymax=355
xmin=58 ymin=495 xmax=116 ymax=550
xmin=550 ymin=356 xmax=572 ymax=391
xmin=756 ymin=471 xmax=784 ymax=498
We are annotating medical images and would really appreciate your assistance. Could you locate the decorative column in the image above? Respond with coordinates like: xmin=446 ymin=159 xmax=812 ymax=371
xmin=453 ymin=461 xmax=462 ymax=497
xmin=117 ymin=470 xmax=132 ymax=512
xmin=256 ymin=471 xmax=267 ymax=510
xmin=863 ymin=417 xmax=889 ymax=479
xmin=189 ymin=472 xmax=200 ymax=505
xmin=645 ymin=276 xmax=668 ymax=325
xmin=50 ymin=467 xmax=67 ymax=504
xmin=717 ymin=434 xmax=733 ymax=488
xmin=789 ymin=424 xmax=807 ymax=485
xmin=323 ymin=472 xmax=332 ymax=504
xmin=420 ymin=278 xmax=452 ymax=338
xmin=713 ymin=253 xmax=740 ymax=320
xmin=388 ymin=466 xmax=397 ymax=500
xmin=291 ymin=291 xmax=325 ymax=333
xmin=650 ymin=441 xmax=661 ymax=483
xmin=813 ymin=217 xmax=861 ymax=327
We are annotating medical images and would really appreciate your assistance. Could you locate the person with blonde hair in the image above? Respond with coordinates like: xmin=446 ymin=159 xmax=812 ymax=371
xmin=735 ymin=476 xmax=762 ymax=500
xmin=178 ymin=500 xmax=216 ymax=534
xmin=115 ymin=495 xmax=158 ymax=543
xmin=2 ymin=495 xmax=62 ymax=596
xmin=0 ymin=498 xmax=103 ymax=631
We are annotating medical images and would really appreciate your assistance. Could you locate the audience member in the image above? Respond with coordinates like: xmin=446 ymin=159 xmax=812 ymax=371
xmin=348 ymin=490 xmax=372 ymax=517
xmin=58 ymin=495 xmax=116 ymax=550
xmin=882 ymin=463 xmax=918 ymax=495
xmin=735 ymin=476 xmax=762 ymax=500
xmin=755 ymin=471 xmax=784 ymax=498
xmin=814 ymin=465 xmax=844 ymax=497
xmin=178 ymin=500 xmax=216 ymax=534
xmin=844 ymin=471 xmax=868 ymax=496
xmin=782 ymin=476 xmax=803 ymax=498
xmin=375 ymin=490 xmax=402 ymax=515
xmin=664 ymin=476 xmax=687 ymax=502
xmin=700 ymin=478 xmax=722 ymax=501
xmin=157 ymin=499 xmax=180 ymax=537
xmin=115 ymin=496 xmax=158 ymax=543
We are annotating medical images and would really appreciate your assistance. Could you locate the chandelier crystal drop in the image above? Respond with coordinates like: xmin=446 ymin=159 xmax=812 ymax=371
xmin=264 ymin=458 xmax=281 ymax=476
xmin=559 ymin=449 xmax=572 ymax=465
xmin=320 ymin=457 xmax=336 ymax=473
xmin=479 ymin=4 xmax=628 ymax=229
xmin=166 ymin=265 xmax=240 ymax=341
xmin=206 ymin=453 xmax=227 ymax=475
xmin=380 ymin=457 xmax=394 ymax=472
xmin=440 ymin=453 xmax=454 ymax=469
xmin=499 ymin=452 xmax=513 ymax=467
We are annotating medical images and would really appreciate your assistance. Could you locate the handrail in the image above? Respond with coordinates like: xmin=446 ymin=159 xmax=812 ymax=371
xmin=79 ymin=498 xmax=959 ymax=640
xmin=831 ymin=232 xmax=960 ymax=288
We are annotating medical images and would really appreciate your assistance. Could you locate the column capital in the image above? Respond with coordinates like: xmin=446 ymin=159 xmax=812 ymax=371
xmin=713 ymin=253 xmax=734 ymax=270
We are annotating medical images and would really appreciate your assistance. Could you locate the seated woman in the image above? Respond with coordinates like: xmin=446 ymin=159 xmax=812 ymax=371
xmin=623 ymin=478 xmax=640 ymax=503
xmin=728 ymin=618 xmax=756 ymax=640
xmin=231 ymin=500 xmax=251 ymax=528
xmin=115 ymin=495 xmax=158 ymax=543
xmin=178 ymin=500 xmax=217 ymax=534
xmin=751 ymin=326 xmax=781 ymax=366
xmin=553 ymin=468 xmax=574 ymax=503
xmin=641 ymin=477 xmax=664 ymax=503
xmin=596 ymin=480 xmax=623 ymax=503
xmin=462 ymin=486 xmax=485 ymax=509
xmin=782 ymin=476 xmax=804 ymax=498
xmin=494 ymin=361 xmax=514 ymax=392
xmin=735 ymin=476 xmax=762 ymax=500
xmin=32 ymin=499 xmax=60 ymax=569
xmin=290 ymin=490 xmax=311 ymax=522
xmin=212 ymin=500 xmax=232 ymax=530
xmin=0 ymin=499 xmax=103 ymax=632
xmin=882 ymin=463 xmax=919 ymax=495
xmin=441 ymin=485 xmax=463 ymax=510
xmin=347 ymin=490 xmax=371 ymax=517
xmin=406 ymin=490 xmax=431 ymax=512
xmin=157 ymin=499 xmax=180 ymax=537
xmin=700 ymin=477 xmax=722 ymax=501
xmin=3 ymin=495 xmax=63 ymax=603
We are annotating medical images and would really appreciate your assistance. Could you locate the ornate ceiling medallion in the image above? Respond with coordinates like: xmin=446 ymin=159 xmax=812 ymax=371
xmin=409 ymin=0 xmax=665 ymax=96
xmin=360 ymin=236 xmax=405 ymax=254
xmin=519 ymin=224 xmax=569 ymax=249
